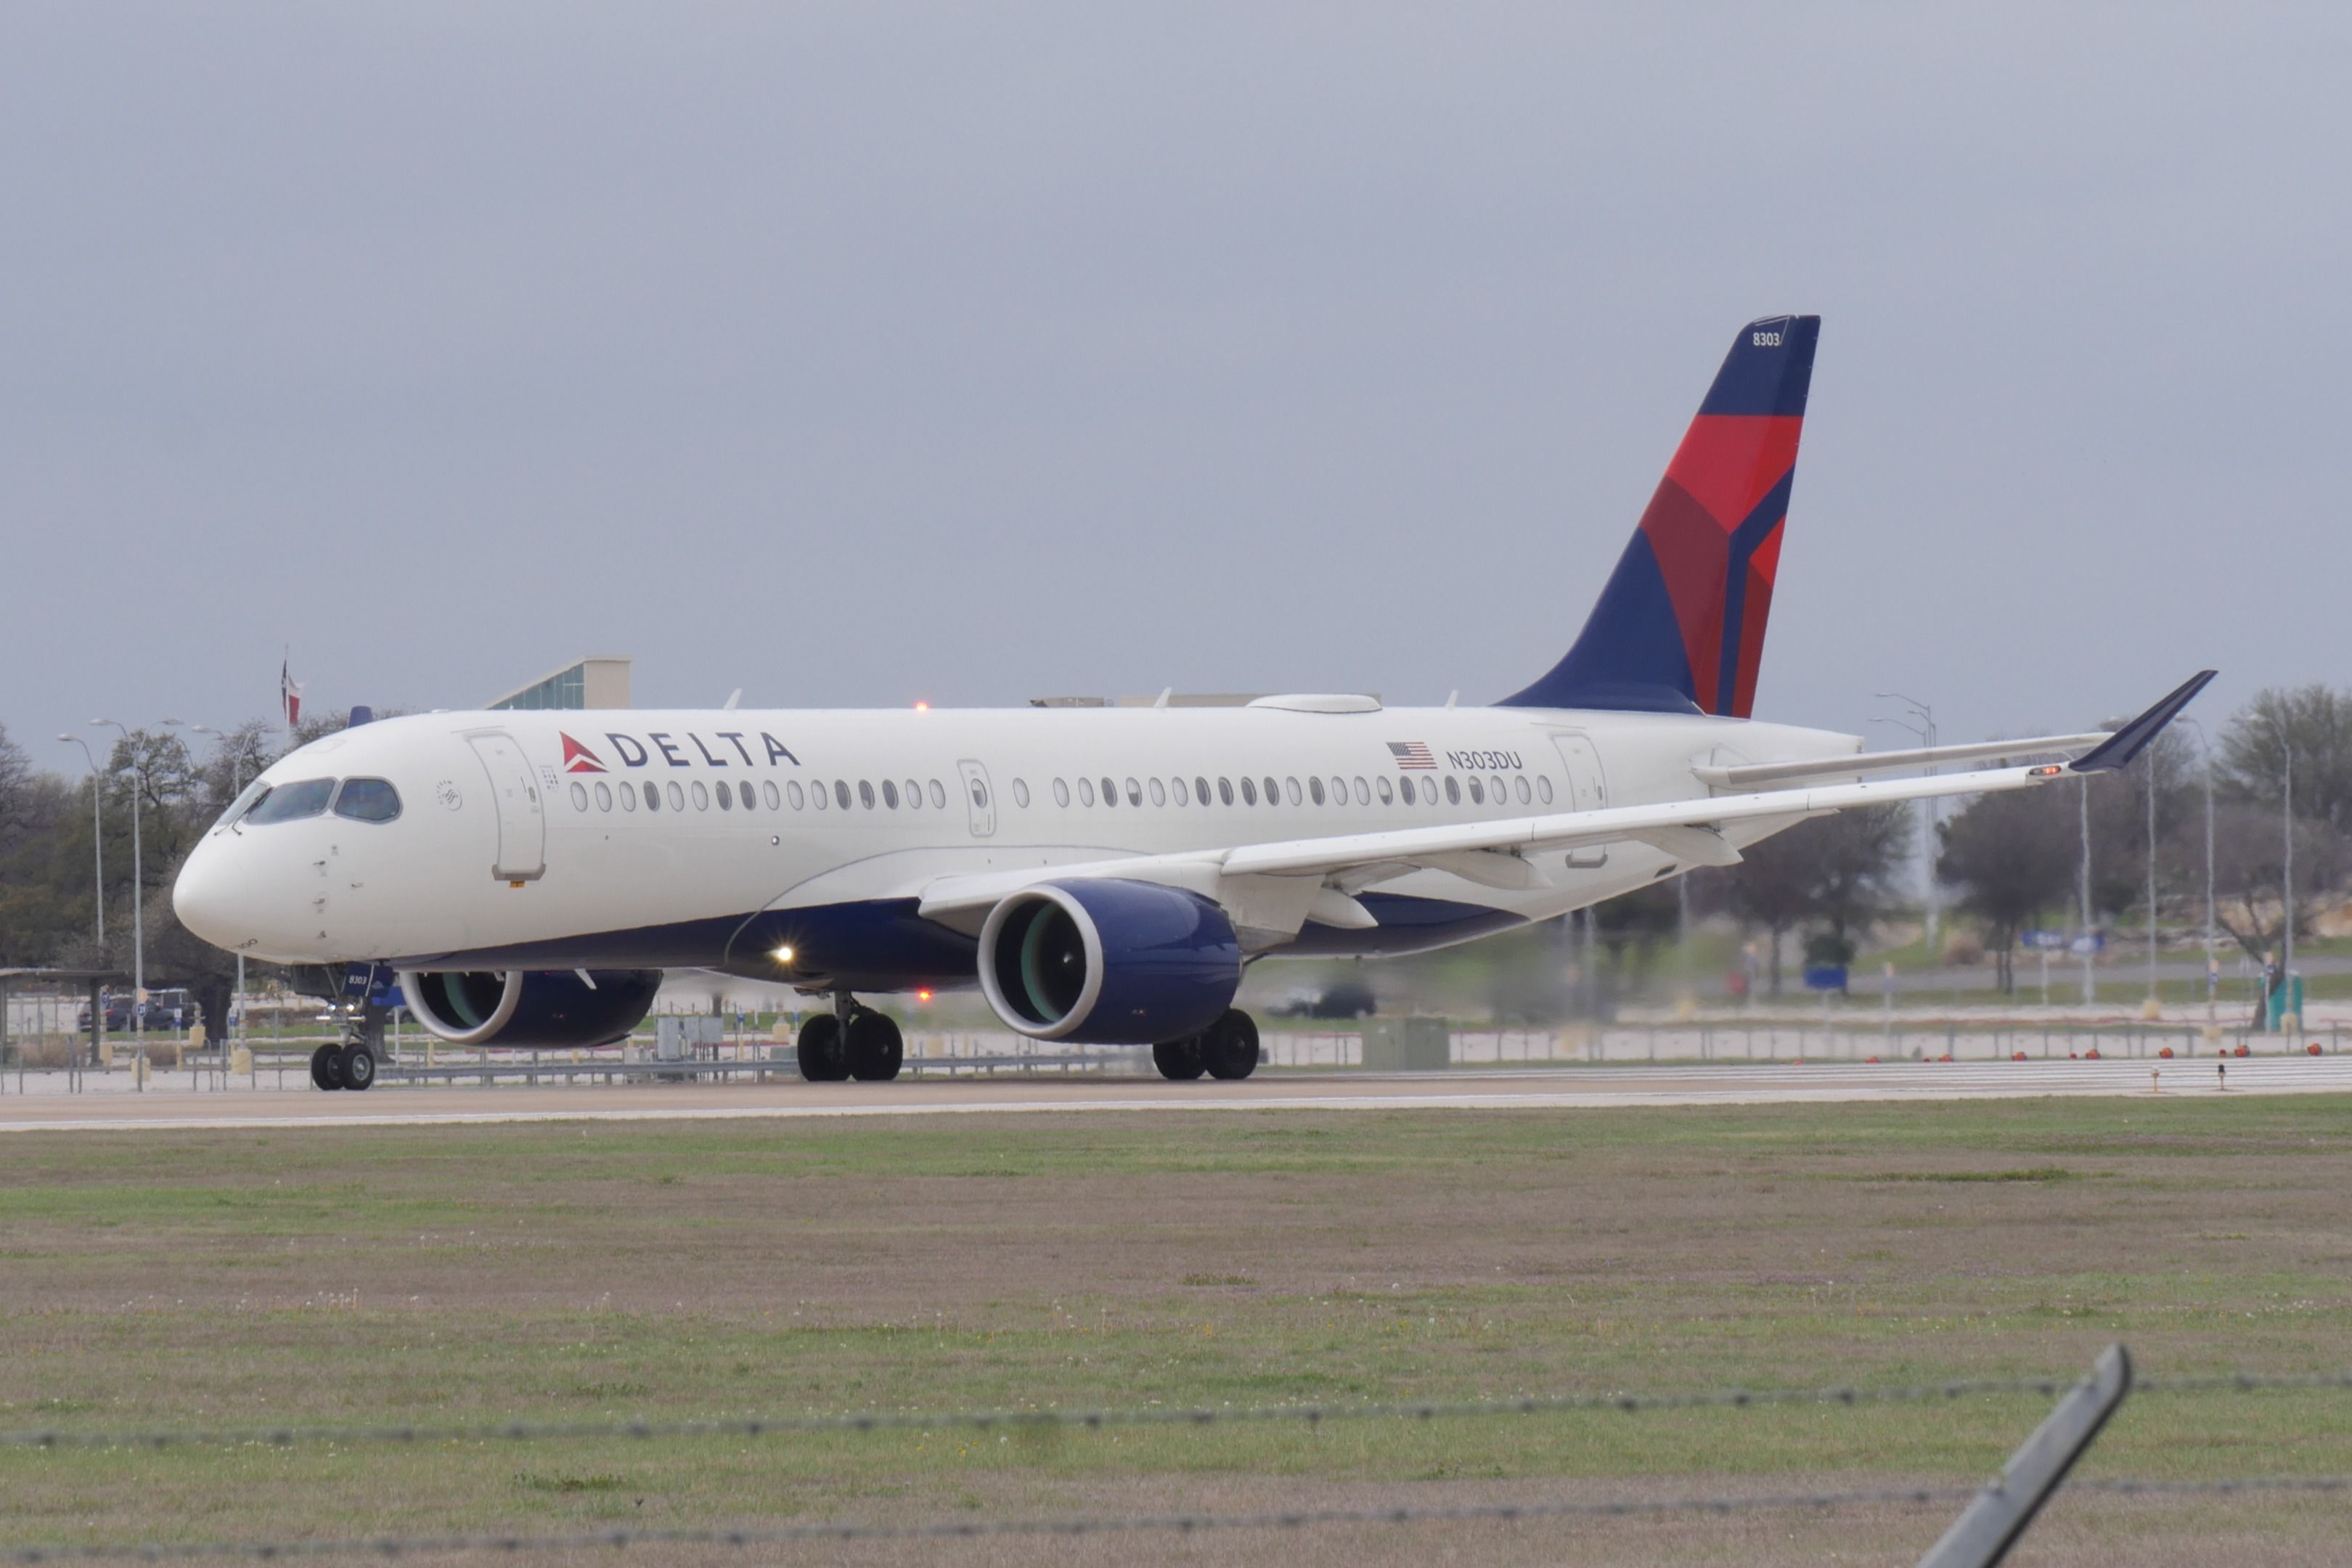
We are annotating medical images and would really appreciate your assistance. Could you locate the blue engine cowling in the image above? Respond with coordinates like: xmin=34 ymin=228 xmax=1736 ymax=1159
xmin=394 ymin=968 xmax=662 ymax=1048
xmin=977 ymin=880 xmax=1242 ymax=1045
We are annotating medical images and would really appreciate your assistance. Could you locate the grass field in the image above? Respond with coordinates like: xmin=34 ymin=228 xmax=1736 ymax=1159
xmin=5 ymin=1097 xmax=2351 ymax=1565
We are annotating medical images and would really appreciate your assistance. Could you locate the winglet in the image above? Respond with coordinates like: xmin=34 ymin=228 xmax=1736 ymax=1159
xmin=2067 ymin=671 xmax=2218 ymax=774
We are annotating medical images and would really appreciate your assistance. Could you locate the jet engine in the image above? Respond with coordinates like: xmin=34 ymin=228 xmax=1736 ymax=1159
xmin=976 ymin=880 xmax=1241 ymax=1045
xmin=395 ymin=968 xmax=662 ymax=1048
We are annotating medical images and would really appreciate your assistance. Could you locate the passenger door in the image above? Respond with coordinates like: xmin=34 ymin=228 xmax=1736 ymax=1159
xmin=955 ymin=759 xmax=997 ymax=838
xmin=1548 ymin=734 xmax=1609 ymax=868
xmin=467 ymin=732 xmax=547 ymax=882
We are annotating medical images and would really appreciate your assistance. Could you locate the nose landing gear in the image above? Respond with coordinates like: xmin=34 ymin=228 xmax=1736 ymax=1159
xmin=796 ymin=995 xmax=904 ymax=1082
xmin=308 ymin=1040 xmax=378 ymax=1091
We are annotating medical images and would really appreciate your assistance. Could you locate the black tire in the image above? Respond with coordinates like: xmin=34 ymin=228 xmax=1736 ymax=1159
xmin=338 ymin=1045 xmax=377 ymax=1092
xmin=845 ymin=1010 xmax=905 ymax=1082
xmin=1203 ymin=1010 xmax=1260 ymax=1080
xmin=796 ymin=1013 xmax=848 ymax=1082
xmin=1152 ymin=1035 xmax=1206 ymax=1081
xmin=309 ymin=1045 xmax=344 ymax=1091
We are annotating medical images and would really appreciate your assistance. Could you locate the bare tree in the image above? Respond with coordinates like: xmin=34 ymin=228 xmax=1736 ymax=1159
xmin=1935 ymin=785 xmax=2080 ymax=992
xmin=2208 ymin=801 xmax=2349 ymax=965
xmin=2220 ymin=684 xmax=2352 ymax=833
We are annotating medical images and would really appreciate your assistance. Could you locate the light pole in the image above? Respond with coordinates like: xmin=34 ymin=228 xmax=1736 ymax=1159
xmin=91 ymin=719 xmax=145 ymax=1027
xmin=56 ymin=735 xmax=105 ymax=945
xmin=2179 ymin=716 xmax=2218 ymax=1025
xmin=2283 ymin=741 xmax=2296 ymax=1036
xmin=2078 ymin=775 xmax=2096 ymax=1006
xmin=2144 ymin=746 xmax=2159 ymax=1013
xmin=1871 ymin=692 xmax=1940 ymax=957
xmin=182 ymin=722 xmax=253 ymax=1042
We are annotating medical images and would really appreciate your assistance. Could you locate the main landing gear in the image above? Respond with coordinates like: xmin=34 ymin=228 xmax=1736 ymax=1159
xmin=309 ymin=1041 xmax=377 ymax=1092
xmin=1153 ymin=1009 xmax=1259 ymax=1082
xmin=796 ymin=995 xmax=904 ymax=1083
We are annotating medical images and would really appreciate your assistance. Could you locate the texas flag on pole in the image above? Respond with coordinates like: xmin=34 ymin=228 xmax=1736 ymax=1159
xmin=280 ymin=654 xmax=303 ymax=729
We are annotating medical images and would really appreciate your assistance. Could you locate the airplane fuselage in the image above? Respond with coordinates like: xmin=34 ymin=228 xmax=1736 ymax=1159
xmin=175 ymin=701 xmax=1864 ymax=991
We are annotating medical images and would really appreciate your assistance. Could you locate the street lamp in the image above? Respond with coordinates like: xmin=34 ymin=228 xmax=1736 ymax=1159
xmin=91 ymin=719 xmax=147 ymax=1026
xmin=2283 ymin=741 xmax=2296 ymax=1037
xmin=2178 ymin=716 xmax=2218 ymax=1025
xmin=56 ymin=736 xmax=105 ymax=944
xmin=1871 ymin=691 xmax=1939 ymax=956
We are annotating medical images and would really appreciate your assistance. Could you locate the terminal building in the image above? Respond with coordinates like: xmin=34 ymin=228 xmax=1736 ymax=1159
xmin=485 ymin=656 xmax=633 ymax=712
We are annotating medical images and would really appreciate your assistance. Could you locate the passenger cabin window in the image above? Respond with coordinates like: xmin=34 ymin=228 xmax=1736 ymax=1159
xmin=1100 ymin=776 xmax=1116 ymax=807
xmin=787 ymin=780 xmax=805 ymax=809
xmin=904 ymin=779 xmax=920 ymax=809
xmin=1125 ymin=777 xmax=1142 ymax=807
xmin=1013 ymin=778 xmax=1031 ymax=808
xmin=882 ymin=780 xmax=899 ymax=809
xmin=1262 ymin=776 xmax=1278 ymax=806
xmin=246 ymin=778 xmax=335 ymax=825
xmin=1538 ymin=776 xmax=1553 ymax=805
xmin=1195 ymin=776 xmax=1211 ymax=805
xmin=1308 ymin=777 xmax=1325 ymax=806
xmin=1053 ymin=777 xmax=1071 ymax=807
xmin=595 ymin=782 xmax=613 ymax=812
xmin=716 ymin=781 xmax=733 ymax=809
xmin=1219 ymin=777 xmax=1235 ymax=806
xmin=835 ymin=780 xmax=852 ymax=810
xmin=1516 ymin=776 xmax=1532 ymax=805
xmin=1175 ymin=777 xmax=1191 ymax=806
xmin=570 ymin=783 xmax=589 ymax=811
xmin=1079 ymin=777 xmax=1095 ymax=807
xmin=1240 ymin=777 xmax=1258 ymax=806
xmin=620 ymin=782 xmax=637 ymax=812
xmin=690 ymin=781 xmax=708 ymax=810
xmin=1445 ymin=776 xmax=1461 ymax=805
xmin=1285 ymin=777 xmax=1302 ymax=806
xmin=644 ymin=782 xmax=662 ymax=812
xmin=1467 ymin=777 xmax=1484 ymax=805
xmin=764 ymin=781 xmax=780 ymax=809
xmin=332 ymin=778 xmax=403 ymax=823
xmin=929 ymin=780 xmax=947 ymax=809
xmin=1376 ymin=776 xmax=1393 ymax=804
xmin=1399 ymin=777 xmax=1416 ymax=805
xmin=1148 ymin=777 xmax=1165 ymax=807
xmin=669 ymin=782 xmax=687 ymax=811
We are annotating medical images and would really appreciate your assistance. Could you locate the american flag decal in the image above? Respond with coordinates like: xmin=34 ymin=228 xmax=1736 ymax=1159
xmin=1387 ymin=740 xmax=1435 ymax=769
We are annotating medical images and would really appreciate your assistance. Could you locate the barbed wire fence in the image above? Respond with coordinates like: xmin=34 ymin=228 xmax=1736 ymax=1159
xmin=4 ymin=1352 xmax=2343 ymax=1566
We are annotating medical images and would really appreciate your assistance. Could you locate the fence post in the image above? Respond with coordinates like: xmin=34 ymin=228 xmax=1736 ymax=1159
xmin=1915 ymin=1344 xmax=2132 ymax=1568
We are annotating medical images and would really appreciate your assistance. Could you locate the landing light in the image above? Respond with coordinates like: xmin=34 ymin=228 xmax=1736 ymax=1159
xmin=916 ymin=988 xmax=934 ymax=1003
xmin=772 ymin=945 xmax=796 ymax=965
xmin=2030 ymin=764 xmax=2064 ymax=777
xmin=914 ymin=701 xmax=930 ymax=712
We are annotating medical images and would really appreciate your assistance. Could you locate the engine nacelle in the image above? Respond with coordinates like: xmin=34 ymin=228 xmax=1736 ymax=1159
xmin=394 ymin=968 xmax=662 ymax=1048
xmin=976 ymin=880 xmax=1241 ymax=1045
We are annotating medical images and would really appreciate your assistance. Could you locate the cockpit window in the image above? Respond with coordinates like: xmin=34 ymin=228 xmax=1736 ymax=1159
xmin=243 ymin=778 xmax=336 ymax=825
xmin=213 ymin=777 xmax=273 ymax=831
xmin=332 ymin=778 xmax=402 ymax=823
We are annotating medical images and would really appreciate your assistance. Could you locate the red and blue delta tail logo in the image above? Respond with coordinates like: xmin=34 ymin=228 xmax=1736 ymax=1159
xmin=560 ymin=733 xmax=607 ymax=773
xmin=1498 ymin=315 xmax=1819 ymax=719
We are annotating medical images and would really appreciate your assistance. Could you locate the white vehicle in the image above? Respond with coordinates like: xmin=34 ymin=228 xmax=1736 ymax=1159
xmin=173 ymin=316 xmax=2212 ymax=1090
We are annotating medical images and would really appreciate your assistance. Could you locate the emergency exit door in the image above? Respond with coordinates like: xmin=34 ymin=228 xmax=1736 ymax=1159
xmin=1549 ymin=734 xmax=1609 ymax=868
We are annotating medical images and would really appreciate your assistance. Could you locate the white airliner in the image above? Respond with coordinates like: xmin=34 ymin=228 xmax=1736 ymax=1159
xmin=173 ymin=316 xmax=2213 ymax=1091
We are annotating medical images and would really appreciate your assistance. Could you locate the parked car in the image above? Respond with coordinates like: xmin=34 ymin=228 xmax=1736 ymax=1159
xmin=77 ymin=989 xmax=197 ymax=1032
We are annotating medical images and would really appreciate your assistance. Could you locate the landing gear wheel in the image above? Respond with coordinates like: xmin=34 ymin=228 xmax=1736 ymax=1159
xmin=1202 ymin=1010 xmax=1260 ymax=1081
xmin=844 ymin=1010 xmax=905 ymax=1082
xmin=338 ymin=1045 xmax=377 ymax=1092
xmin=1152 ymin=1035 xmax=1206 ymax=1081
xmin=310 ymin=1044 xmax=345 ymax=1091
xmin=796 ymin=1013 xmax=848 ymax=1082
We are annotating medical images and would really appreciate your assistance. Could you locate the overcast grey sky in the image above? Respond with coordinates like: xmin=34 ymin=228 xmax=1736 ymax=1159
xmin=4 ymin=4 xmax=2345 ymax=763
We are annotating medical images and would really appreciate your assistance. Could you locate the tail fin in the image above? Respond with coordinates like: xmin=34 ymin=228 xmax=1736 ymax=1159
xmin=1498 ymin=314 xmax=1819 ymax=717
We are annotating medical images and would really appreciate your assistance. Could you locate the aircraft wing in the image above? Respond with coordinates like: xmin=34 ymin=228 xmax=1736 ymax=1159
xmin=914 ymin=671 xmax=2214 ymax=935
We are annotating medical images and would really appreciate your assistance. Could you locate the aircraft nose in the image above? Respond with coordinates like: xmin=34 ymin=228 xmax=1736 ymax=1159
xmin=173 ymin=836 xmax=256 ymax=952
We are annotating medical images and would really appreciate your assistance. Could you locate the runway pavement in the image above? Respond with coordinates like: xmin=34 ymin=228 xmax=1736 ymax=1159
xmin=3 ymin=1055 xmax=2346 ymax=1132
